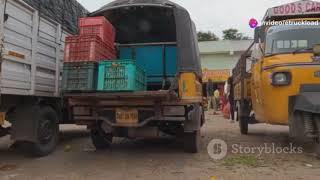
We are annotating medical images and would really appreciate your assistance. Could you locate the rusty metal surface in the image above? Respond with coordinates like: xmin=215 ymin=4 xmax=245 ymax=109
xmin=64 ymin=90 xmax=194 ymax=107
xmin=65 ymin=91 xmax=198 ymax=127
xmin=68 ymin=99 xmax=199 ymax=107
xmin=98 ymin=116 xmax=185 ymax=128
xmin=232 ymin=42 xmax=254 ymax=101
xmin=64 ymin=90 xmax=177 ymax=100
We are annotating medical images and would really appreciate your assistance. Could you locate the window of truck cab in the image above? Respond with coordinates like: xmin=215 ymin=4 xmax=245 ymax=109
xmin=264 ymin=25 xmax=320 ymax=56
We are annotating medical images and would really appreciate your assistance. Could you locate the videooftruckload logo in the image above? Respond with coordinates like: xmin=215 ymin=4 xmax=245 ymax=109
xmin=249 ymin=18 xmax=258 ymax=28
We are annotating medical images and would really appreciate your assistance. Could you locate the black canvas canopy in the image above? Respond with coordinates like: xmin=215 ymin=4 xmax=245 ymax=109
xmin=91 ymin=0 xmax=202 ymax=78
xmin=22 ymin=0 xmax=88 ymax=34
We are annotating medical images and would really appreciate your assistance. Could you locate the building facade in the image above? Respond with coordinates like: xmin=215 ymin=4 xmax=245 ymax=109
xmin=199 ymin=40 xmax=253 ymax=83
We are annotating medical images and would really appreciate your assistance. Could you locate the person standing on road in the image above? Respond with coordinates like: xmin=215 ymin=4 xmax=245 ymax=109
xmin=213 ymin=89 xmax=220 ymax=114
xmin=207 ymin=79 xmax=214 ymax=109
xmin=227 ymin=77 xmax=235 ymax=122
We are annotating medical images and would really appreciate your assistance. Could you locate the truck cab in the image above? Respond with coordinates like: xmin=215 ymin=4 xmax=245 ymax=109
xmin=233 ymin=0 xmax=320 ymax=149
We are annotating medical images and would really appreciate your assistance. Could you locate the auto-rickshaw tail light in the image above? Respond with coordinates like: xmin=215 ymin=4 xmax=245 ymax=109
xmin=178 ymin=73 xmax=202 ymax=101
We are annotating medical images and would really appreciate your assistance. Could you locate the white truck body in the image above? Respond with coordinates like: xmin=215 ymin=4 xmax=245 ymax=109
xmin=0 ymin=0 xmax=69 ymax=97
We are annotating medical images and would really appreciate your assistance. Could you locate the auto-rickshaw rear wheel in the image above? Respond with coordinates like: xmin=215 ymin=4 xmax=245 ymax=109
xmin=90 ymin=122 xmax=113 ymax=150
xmin=289 ymin=111 xmax=320 ymax=156
xmin=184 ymin=130 xmax=200 ymax=153
xmin=236 ymin=101 xmax=249 ymax=135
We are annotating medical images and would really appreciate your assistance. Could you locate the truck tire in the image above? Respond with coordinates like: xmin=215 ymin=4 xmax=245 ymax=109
xmin=183 ymin=130 xmax=200 ymax=153
xmin=314 ymin=114 xmax=320 ymax=157
xmin=236 ymin=102 xmax=248 ymax=135
xmin=239 ymin=115 xmax=248 ymax=135
xmin=288 ymin=111 xmax=305 ymax=141
xmin=312 ymin=142 xmax=320 ymax=157
xmin=23 ymin=106 xmax=59 ymax=157
xmin=90 ymin=123 xmax=113 ymax=150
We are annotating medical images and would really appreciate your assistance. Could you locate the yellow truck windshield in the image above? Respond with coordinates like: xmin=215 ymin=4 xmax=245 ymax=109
xmin=265 ymin=25 xmax=320 ymax=56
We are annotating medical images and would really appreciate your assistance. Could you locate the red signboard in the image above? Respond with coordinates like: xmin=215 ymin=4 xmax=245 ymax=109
xmin=268 ymin=0 xmax=320 ymax=16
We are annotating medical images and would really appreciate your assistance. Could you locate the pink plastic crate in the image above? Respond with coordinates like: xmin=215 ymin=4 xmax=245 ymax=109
xmin=79 ymin=16 xmax=115 ymax=46
xmin=64 ymin=35 xmax=116 ymax=63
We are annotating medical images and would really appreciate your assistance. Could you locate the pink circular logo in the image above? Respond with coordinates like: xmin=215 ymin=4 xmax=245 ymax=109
xmin=249 ymin=18 xmax=258 ymax=28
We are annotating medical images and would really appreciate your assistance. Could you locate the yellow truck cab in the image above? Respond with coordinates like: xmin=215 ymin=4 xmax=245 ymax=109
xmin=233 ymin=0 xmax=320 ymax=149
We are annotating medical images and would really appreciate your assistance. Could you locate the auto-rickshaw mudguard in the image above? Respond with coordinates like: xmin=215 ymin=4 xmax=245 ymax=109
xmin=289 ymin=85 xmax=320 ymax=138
xmin=294 ymin=85 xmax=320 ymax=114
xmin=294 ymin=93 xmax=320 ymax=114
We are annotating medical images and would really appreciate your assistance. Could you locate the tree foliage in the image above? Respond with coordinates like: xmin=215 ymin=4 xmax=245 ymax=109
xmin=197 ymin=31 xmax=219 ymax=41
xmin=222 ymin=28 xmax=250 ymax=40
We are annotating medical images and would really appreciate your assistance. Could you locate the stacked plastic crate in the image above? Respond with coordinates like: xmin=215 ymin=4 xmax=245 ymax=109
xmin=97 ymin=60 xmax=147 ymax=92
xmin=62 ymin=16 xmax=116 ymax=92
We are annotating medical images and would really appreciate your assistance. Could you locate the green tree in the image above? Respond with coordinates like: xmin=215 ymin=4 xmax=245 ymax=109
xmin=222 ymin=28 xmax=250 ymax=40
xmin=197 ymin=31 xmax=219 ymax=41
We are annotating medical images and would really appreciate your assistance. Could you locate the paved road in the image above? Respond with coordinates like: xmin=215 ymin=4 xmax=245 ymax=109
xmin=1 ymin=112 xmax=320 ymax=180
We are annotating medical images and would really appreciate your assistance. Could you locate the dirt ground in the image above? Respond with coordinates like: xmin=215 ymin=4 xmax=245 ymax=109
xmin=1 ymin=111 xmax=320 ymax=180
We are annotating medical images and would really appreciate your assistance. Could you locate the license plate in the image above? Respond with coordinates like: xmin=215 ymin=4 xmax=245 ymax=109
xmin=315 ymin=71 xmax=320 ymax=78
xmin=0 ymin=112 xmax=5 ymax=126
xmin=116 ymin=108 xmax=138 ymax=125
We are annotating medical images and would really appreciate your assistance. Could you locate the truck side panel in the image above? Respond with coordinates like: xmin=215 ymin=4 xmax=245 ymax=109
xmin=0 ymin=0 xmax=67 ymax=97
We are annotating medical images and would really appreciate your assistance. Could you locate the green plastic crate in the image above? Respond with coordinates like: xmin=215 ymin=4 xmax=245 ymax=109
xmin=62 ymin=62 xmax=97 ymax=92
xmin=97 ymin=60 xmax=146 ymax=91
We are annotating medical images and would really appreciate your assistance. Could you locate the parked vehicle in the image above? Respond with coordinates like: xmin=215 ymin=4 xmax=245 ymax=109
xmin=0 ymin=0 xmax=87 ymax=156
xmin=232 ymin=0 xmax=320 ymax=152
xmin=64 ymin=0 xmax=204 ymax=153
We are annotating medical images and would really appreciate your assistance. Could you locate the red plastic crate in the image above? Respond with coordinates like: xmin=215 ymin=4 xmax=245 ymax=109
xmin=64 ymin=35 xmax=116 ymax=63
xmin=79 ymin=16 xmax=116 ymax=46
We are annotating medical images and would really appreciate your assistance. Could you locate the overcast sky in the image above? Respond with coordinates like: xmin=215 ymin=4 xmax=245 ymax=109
xmin=76 ymin=0 xmax=295 ymax=38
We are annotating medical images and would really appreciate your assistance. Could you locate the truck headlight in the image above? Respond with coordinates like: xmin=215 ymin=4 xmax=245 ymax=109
xmin=272 ymin=72 xmax=291 ymax=86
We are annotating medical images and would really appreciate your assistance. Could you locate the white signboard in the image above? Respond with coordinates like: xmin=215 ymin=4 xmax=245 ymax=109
xmin=268 ymin=0 xmax=320 ymax=16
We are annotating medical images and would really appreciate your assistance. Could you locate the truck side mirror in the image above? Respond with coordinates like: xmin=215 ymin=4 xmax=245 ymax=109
xmin=313 ymin=44 xmax=320 ymax=56
xmin=254 ymin=26 xmax=266 ymax=43
xmin=245 ymin=51 xmax=252 ymax=58
xmin=254 ymin=27 xmax=260 ymax=43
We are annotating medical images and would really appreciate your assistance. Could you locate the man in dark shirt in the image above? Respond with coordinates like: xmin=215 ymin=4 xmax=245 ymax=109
xmin=207 ymin=79 xmax=214 ymax=109
xmin=228 ymin=77 xmax=235 ymax=121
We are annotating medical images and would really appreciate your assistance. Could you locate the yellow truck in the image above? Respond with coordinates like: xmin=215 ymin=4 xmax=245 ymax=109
xmin=233 ymin=0 xmax=320 ymax=150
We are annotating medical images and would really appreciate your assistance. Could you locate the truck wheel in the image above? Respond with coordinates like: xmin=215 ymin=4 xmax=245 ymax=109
xmin=239 ymin=115 xmax=248 ymax=135
xmin=90 ymin=124 xmax=113 ymax=150
xmin=288 ymin=111 xmax=305 ymax=141
xmin=24 ymin=106 xmax=59 ymax=157
xmin=183 ymin=130 xmax=200 ymax=153
xmin=312 ymin=142 xmax=320 ymax=157
xmin=314 ymin=115 xmax=320 ymax=157
xmin=236 ymin=102 xmax=248 ymax=135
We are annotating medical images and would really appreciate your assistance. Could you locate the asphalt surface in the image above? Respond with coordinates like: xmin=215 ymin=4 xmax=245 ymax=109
xmin=1 ymin=111 xmax=320 ymax=180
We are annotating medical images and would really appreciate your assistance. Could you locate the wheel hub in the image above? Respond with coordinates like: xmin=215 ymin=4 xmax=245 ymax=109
xmin=38 ymin=119 xmax=54 ymax=144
